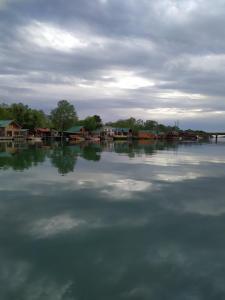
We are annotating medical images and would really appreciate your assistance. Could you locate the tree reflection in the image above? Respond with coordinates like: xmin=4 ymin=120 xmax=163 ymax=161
xmin=0 ymin=142 xmax=47 ymax=171
xmin=50 ymin=145 xmax=78 ymax=175
xmin=80 ymin=143 xmax=101 ymax=161
xmin=111 ymin=140 xmax=179 ymax=157
xmin=0 ymin=140 xmax=180 ymax=173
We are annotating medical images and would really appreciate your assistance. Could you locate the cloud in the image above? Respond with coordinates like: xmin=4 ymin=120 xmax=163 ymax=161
xmin=0 ymin=0 xmax=225 ymax=129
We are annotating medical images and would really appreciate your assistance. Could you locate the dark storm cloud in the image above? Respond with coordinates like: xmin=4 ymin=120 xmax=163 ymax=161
xmin=1 ymin=0 xmax=225 ymax=129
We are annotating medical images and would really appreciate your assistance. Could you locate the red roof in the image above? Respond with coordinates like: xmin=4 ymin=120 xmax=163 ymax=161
xmin=36 ymin=128 xmax=50 ymax=133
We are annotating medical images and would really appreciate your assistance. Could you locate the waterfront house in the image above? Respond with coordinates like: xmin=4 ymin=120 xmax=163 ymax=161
xmin=166 ymin=131 xmax=180 ymax=140
xmin=64 ymin=126 xmax=86 ymax=140
xmin=89 ymin=129 xmax=101 ymax=141
xmin=0 ymin=120 xmax=22 ymax=139
xmin=112 ymin=128 xmax=133 ymax=139
xmin=21 ymin=129 xmax=29 ymax=138
xmin=180 ymin=131 xmax=198 ymax=140
xmin=103 ymin=126 xmax=114 ymax=135
xmin=137 ymin=130 xmax=157 ymax=139
xmin=35 ymin=128 xmax=51 ymax=139
xmin=102 ymin=126 xmax=114 ymax=140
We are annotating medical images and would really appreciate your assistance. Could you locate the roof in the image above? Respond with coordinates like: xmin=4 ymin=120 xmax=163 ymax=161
xmin=64 ymin=126 xmax=84 ymax=133
xmin=113 ymin=128 xmax=131 ymax=133
xmin=0 ymin=120 xmax=15 ymax=128
xmin=36 ymin=128 xmax=50 ymax=133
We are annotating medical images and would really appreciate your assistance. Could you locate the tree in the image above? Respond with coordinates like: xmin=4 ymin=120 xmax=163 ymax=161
xmin=28 ymin=109 xmax=51 ymax=129
xmin=83 ymin=115 xmax=102 ymax=131
xmin=0 ymin=102 xmax=50 ymax=129
xmin=93 ymin=115 xmax=103 ymax=128
xmin=0 ymin=103 xmax=11 ymax=119
xmin=106 ymin=117 xmax=143 ymax=131
xmin=50 ymin=100 xmax=78 ymax=132
xmin=144 ymin=120 xmax=158 ymax=130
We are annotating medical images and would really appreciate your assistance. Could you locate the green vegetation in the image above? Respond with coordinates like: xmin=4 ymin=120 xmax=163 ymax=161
xmin=77 ymin=115 xmax=103 ymax=131
xmin=50 ymin=100 xmax=78 ymax=132
xmin=106 ymin=117 xmax=179 ymax=133
xmin=0 ymin=102 xmax=50 ymax=129
xmin=0 ymin=101 xmax=209 ymax=136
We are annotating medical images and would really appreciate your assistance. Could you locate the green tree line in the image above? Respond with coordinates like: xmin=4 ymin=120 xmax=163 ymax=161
xmin=2 ymin=100 xmax=204 ymax=134
xmin=105 ymin=117 xmax=180 ymax=133
xmin=0 ymin=100 xmax=103 ymax=131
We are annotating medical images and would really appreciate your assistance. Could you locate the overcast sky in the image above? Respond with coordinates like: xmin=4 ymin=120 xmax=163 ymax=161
xmin=1 ymin=0 xmax=225 ymax=130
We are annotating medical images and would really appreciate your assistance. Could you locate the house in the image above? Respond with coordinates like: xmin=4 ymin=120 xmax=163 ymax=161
xmin=21 ymin=129 xmax=29 ymax=138
xmin=112 ymin=128 xmax=133 ymax=139
xmin=166 ymin=131 xmax=180 ymax=140
xmin=89 ymin=129 xmax=101 ymax=141
xmin=180 ymin=131 xmax=198 ymax=140
xmin=64 ymin=126 xmax=86 ymax=140
xmin=157 ymin=132 xmax=166 ymax=139
xmin=103 ymin=126 xmax=114 ymax=135
xmin=35 ymin=128 xmax=51 ymax=139
xmin=137 ymin=130 xmax=157 ymax=139
xmin=102 ymin=126 xmax=114 ymax=140
xmin=0 ymin=120 xmax=22 ymax=139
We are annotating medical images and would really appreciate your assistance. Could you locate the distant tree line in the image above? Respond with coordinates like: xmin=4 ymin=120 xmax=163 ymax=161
xmin=0 ymin=100 xmax=208 ymax=134
xmin=105 ymin=117 xmax=180 ymax=133
xmin=0 ymin=100 xmax=103 ymax=131
xmin=0 ymin=102 xmax=50 ymax=129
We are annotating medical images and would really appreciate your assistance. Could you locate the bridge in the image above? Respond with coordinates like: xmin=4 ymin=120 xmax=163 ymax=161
xmin=207 ymin=133 xmax=225 ymax=143
xmin=208 ymin=133 xmax=225 ymax=136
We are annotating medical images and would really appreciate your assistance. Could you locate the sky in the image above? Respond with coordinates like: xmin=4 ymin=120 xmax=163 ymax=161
xmin=0 ymin=0 xmax=225 ymax=130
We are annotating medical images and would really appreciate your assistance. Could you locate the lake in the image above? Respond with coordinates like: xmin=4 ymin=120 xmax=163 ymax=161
xmin=1 ymin=139 xmax=225 ymax=300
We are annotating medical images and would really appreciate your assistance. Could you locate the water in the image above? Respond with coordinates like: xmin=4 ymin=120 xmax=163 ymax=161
xmin=1 ymin=140 xmax=225 ymax=300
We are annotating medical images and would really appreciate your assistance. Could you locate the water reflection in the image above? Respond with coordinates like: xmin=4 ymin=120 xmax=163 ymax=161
xmin=0 ymin=142 xmax=99 ymax=174
xmin=1 ymin=140 xmax=225 ymax=299
xmin=0 ymin=142 xmax=46 ymax=171
xmin=0 ymin=141 xmax=180 ymax=174
xmin=50 ymin=145 xmax=78 ymax=175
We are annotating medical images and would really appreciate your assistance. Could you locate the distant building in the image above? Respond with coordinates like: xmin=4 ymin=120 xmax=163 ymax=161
xmin=64 ymin=126 xmax=86 ymax=140
xmin=90 ymin=129 xmax=101 ymax=140
xmin=180 ymin=131 xmax=197 ymax=140
xmin=35 ymin=128 xmax=51 ymax=138
xmin=0 ymin=120 xmax=22 ymax=139
xmin=21 ymin=129 xmax=29 ymax=138
xmin=137 ymin=130 xmax=157 ymax=139
xmin=166 ymin=131 xmax=180 ymax=140
xmin=103 ymin=126 xmax=114 ymax=135
xmin=113 ymin=128 xmax=133 ymax=137
xmin=102 ymin=127 xmax=133 ymax=139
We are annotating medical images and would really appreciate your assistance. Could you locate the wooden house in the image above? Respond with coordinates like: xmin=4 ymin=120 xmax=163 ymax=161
xmin=102 ymin=126 xmax=114 ymax=140
xmin=21 ymin=129 xmax=29 ymax=138
xmin=137 ymin=130 xmax=157 ymax=139
xmin=89 ymin=129 xmax=101 ymax=141
xmin=0 ymin=120 xmax=22 ymax=139
xmin=112 ymin=128 xmax=133 ymax=139
xmin=64 ymin=126 xmax=86 ymax=141
xmin=180 ymin=131 xmax=198 ymax=140
xmin=166 ymin=131 xmax=180 ymax=140
xmin=35 ymin=128 xmax=51 ymax=139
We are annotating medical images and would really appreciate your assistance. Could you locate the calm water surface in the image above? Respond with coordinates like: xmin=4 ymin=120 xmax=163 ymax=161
xmin=1 ymin=140 xmax=225 ymax=299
